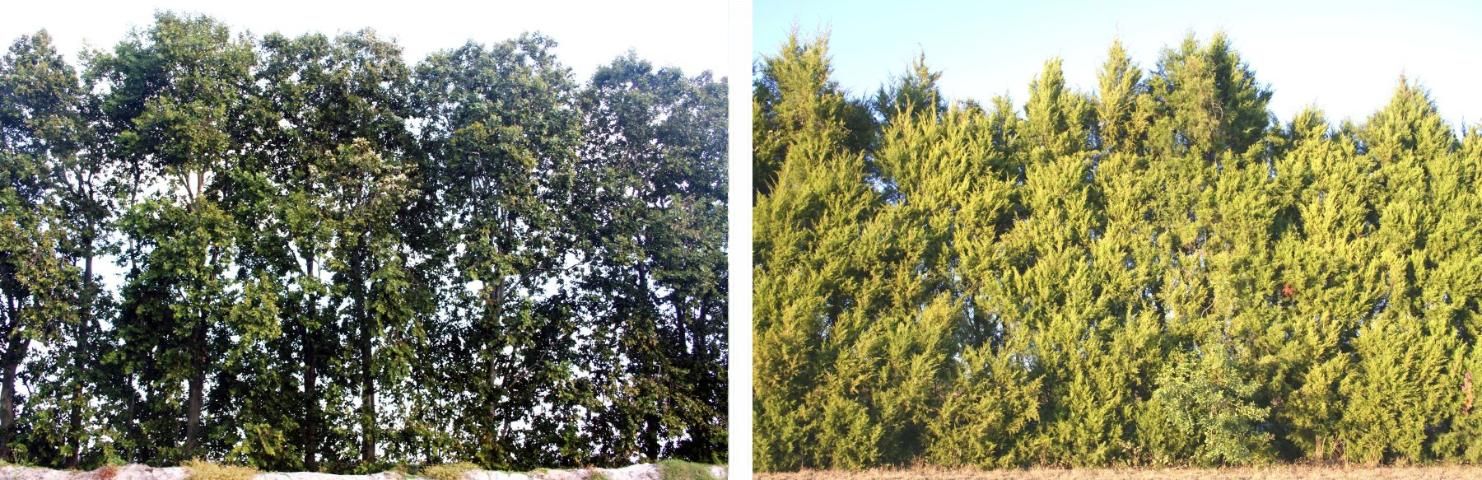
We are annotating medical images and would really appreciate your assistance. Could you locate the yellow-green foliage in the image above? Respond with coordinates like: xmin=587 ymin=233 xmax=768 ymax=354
xmin=418 ymin=462 xmax=480 ymax=480
xmin=183 ymin=459 xmax=260 ymax=480
xmin=755 ymin=30 xmax=1482 ymax=471
xmin=656 ymin=460 xmax=720 ymax=480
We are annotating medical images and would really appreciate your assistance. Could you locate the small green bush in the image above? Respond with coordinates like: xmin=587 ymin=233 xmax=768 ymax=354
xmin=1137 ymin=352 xmax=1272 ymax=466
xmin=183 ymin=459 xmax=260 ymax=480
xmin=418 ymin=462 xmax=481 ymax=480
xmin=656 ymin=459 xmax=719 ymax=480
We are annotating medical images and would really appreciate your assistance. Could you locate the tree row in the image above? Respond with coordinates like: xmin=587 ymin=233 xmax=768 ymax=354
xmin=0 ymin=12 xmax=727 ymax=473
xmin=754 ymin=32 xmax=1482 ymax=469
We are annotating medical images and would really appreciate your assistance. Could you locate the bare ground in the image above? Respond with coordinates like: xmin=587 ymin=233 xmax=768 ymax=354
xmin=755 ymin=465 xmax=1482 ymax=479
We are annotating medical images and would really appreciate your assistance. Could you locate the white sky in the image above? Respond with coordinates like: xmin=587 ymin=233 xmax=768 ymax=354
xmin=1 ymin=0 xmax=729 ymax=79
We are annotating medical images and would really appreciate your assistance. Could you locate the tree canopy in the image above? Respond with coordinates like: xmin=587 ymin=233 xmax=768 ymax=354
xmin=754 ymin=31 xmax=1482 ymax=470
xmin=0 ymin=12 xmax=727 ymax=473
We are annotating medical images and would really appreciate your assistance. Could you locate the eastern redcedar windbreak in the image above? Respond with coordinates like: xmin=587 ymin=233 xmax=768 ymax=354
xmin=0 ymin=11 xmax=726 ymax=473
xmin=754 ymin=32 xmax=1482 ymax=470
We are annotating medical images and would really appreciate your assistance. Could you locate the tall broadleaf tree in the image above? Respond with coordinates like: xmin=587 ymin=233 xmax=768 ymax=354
xmin=0 ymin=30 xmax=84 ymax=462
xmin=576 ymin=54 xmax=728 ymax=464
xmin=0 ymin=13 xmax=728 ymax=472
xmin=88 ymin=12 xmax=272 ymax=461
xmin=412 ymin=34 xmax=583 ymax=469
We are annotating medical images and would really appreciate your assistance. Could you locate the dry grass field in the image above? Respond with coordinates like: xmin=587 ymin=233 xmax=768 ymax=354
xmin=755 ymin=465 xmax=1482 ymax=479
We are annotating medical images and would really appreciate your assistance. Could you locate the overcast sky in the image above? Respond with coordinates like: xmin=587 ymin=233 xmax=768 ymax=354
xmin=3 ymin=0 xmax=729 ymax=79
xmin=756 ymin=0 xmax=1482 ymax=129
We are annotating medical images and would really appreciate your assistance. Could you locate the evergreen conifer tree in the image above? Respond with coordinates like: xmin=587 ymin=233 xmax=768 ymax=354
xmin=755 ymin=31 xmax=1482 ymax=470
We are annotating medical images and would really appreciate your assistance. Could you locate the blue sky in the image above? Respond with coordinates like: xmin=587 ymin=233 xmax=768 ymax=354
xmin=755 ymin=0 xmax=1482 ymax=128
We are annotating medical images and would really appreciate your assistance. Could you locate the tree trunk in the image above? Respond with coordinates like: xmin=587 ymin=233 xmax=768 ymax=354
xmin=303 ymin=325 xmax=319 ymax=470
xmin=357 ymin=253 xmax=376 ymax=465
xmin=184 ymin=243 xmax=220 ymax=459
xmin=184 ymin=319 xmax=206 ymax=458
xmin=303 ymin=256 xmax=318 ymax=471
xmin=642 ymin=413 xmax=662 ymax=460
xmin=485 ymin=275 xmax=506 ymax=453
xmin=65 ymin=254 xmax=94 ymax=468
xmin=360 ymin=327 xmax=375 ymax=465
xmin=695 ymin=298 xmax=708 ymax=367
xmin=65 ymin=383 xmax=82 ymax=467
xmin=0 ymin=336 xmax=26 ymax=461
xmin=675 ymin=297 xmax=689 ymax=359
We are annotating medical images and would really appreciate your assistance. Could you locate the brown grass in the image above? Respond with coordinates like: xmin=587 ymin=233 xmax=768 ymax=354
xmin=419 ymin=462 xmax=482 ymax=480
xmin=754 ymin=465 xmax=1482 ymax=479
xmin=182 ymin=459 xmax=260 ymax=480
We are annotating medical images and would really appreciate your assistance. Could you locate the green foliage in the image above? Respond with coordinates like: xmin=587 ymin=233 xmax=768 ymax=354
xmin=755 ymin=32 xmax=1482 ymax=470
xmin=418 ymin=462 xmax=480 ymax=480
xmin=1136 ymin=352 xmax=1272 ymax=466
xmin=182 ymin=459 xmax=260 ymax=480
xmin=0 ymin=28 xmax=89 ymax=466
xmin=873 ymin=52 xmax=945 ymax=125
xmin=570 ymin=53 xmax=729 ymax=465
xmin=0 ymin=11 xmax=726 ymax=473
xmin=655 ymin=459 xmax=720 ymax=480
xmin=752 ymin=32 xmax=875 ymax=196
xmin=924 ymin=341 xmax=1042 ymax=469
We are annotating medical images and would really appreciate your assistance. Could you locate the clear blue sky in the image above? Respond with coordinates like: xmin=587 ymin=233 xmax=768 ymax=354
xmin=755 ymin=0 xmax=1482 ymax=128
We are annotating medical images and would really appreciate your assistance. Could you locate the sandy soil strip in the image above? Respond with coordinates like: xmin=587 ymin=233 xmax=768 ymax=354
xmin=755 ymin=465 xmax=1482 ymax=480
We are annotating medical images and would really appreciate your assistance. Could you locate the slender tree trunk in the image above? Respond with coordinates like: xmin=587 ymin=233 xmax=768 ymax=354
xmin=183 ymin=193 xmax=207 ymax=459
xmin=184 ymin=318 xmax=206 ymax=458
xmin=359 ymin=320 xmax=375 ymax=465
xmin=357 ymin=252 xmax=376 ymax=465
xmin=0 ymin=334 xmax=26 ymax=462
xmin=1 ymin=359 xmax=17 ymax=461
xmin=303 ymin=324 xmax=319 ymax=470
xmin=692 ymin=297 xmax=711 ymax=450
xmin=695 ymin=298 xmax=708 ymax=367
xmin=675 ymin=298 xmax=689 ymax=359
xmin=486 ymin=275 xmax=505 ymax=450
xmin=65 ymin=253 xmax=94 ymax=468
xmin=302 ymin=256 xmax=318 ymax=471
xmin=0 ymin=298 xmax=12 ymax=462
xmin=65 ymin=382 xmax=82 ymax=466
xmin=642 ymin=413 xmax=662 ymax=460
xmin=633 ymin=250 xmax=663 ymax=460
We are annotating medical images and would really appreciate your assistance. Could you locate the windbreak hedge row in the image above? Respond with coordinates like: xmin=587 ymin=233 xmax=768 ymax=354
xmin=754 ymin=32 xmax=1482 ymax=470
xmin=0 ymin=12 xmax=727 ymax=473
